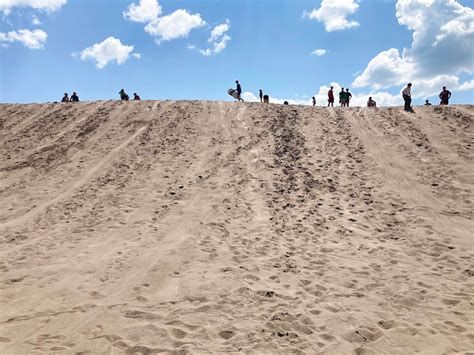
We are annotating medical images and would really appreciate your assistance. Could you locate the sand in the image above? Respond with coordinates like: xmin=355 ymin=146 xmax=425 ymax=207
xmin=0 ymin=101 xmax=473 ymax=354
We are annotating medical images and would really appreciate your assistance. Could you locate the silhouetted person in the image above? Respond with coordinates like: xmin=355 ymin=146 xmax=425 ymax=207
xmin=402 ymin=83 xmax=413 ymax=112
xmin=328 ymin=86 xmax=334 ymax=107
xmin=439 ymin=86 xmax=452 ymax=105
xmin=283 ymin=101 xmax=289 ymax=105
xmin=367 ymin=97 xmax=377 ymax=107
xmin=339 ymin=87 xmax=347 ymax=107
xmin=312 ymin=96 xmax=316 ymax=106
xmin=133 ymin=93 xmax=141 ymax=100
xmin=236 ymin=80 xmax=243 ymax=102
xmin=424 ymin=99 xmax=432 ymax=106
xmin=259 ymin=89 xmax=263 ymax=103
xmin=61 ymin=93 xmax=69 ymax=103
xmin=119 ymin=89 xmax=129 ymax=101
xmin=70 ymin=92 xmax=79 ymax=102
xmin=346 ymin=88 xmax=352 ymax=107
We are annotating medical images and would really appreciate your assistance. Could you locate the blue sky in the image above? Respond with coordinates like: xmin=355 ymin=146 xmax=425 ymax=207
xmin=0 ymin=0 xmax=473 ymax=106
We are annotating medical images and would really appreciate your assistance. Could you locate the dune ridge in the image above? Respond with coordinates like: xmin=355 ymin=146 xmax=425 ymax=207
xmin=0 ymin=101 xmax=473 ymax=353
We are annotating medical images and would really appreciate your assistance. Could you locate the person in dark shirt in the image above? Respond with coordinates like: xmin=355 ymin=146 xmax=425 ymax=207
xmin=424 ymin=99 xmax=432 ymax=106
xmin=236 ymin=80 xmax=243 ymax=102
xmin=312 ymin=96 xmax=316 ymax=106
xmin=439 ymin=86 xmax=452 ymax=105
xmin=345 ymin=88 xmax=352 ymax=107
xmin=119 ymin=89 xmax=129 ymax=101
xmin=70 ymin=92 xmax=79 ymax=102
xmin=61 ymin=93 xmax=69 ymax=102
xmin=328 ymin=86 xmax=334 ymax=107
xmin=259 ymin=89 xmax=263 ymax=103
xmin=133 ymin=93 xmax=141 ymax=100
xmin=367 ymin=97 xmax=377 ymax=107
xmin=339 ymin=88 xmax=346 ymax=107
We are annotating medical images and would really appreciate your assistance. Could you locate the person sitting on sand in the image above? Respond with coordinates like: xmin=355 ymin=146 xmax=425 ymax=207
xmin=339 ymin=88 xmax=347 ymax=107
xmin=346 ymin=88 xmax=352 ymax=107
xmin=424 ymin=99 xmax=432 ymax=106
xmin=259 ymin=89 xmax=263 ymax=103
xmin=61 ymin=93 xmax=69 ymax=103
xmin=133 ymin=93 xmax=141 ymax=100
xmin=328 ymin=86 xmax=334 ymax=107
xmin=70 ymin=92 xmax=79 ymax=102
xmin=119 ymin=89 xmax=129 ymax=101
xmin=312 ymin=96 xmax=316 ymax=106
xmin=367 ymin=97 xmax=377 ymax=107
xmin=439 ymin=86 xmax=452 ymax=105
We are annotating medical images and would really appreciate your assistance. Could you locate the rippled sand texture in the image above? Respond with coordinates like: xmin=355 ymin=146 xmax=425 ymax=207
xmin=0 ymin=101 xmax=473 ymax=354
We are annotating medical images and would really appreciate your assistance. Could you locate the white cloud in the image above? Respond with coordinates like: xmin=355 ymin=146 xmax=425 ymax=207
xmin=123 ymin=0 xmax=161 ymax=23
xmin=199 ymin=19 xmax=231 ymax=56
xmin=79 ymin=37 xmax=140 ymax=69
xmin=144 ymin=9 xmax=205 ymax=43
xmin=312 ymin=48 xmax=328 ymax=56
xmin=0 ymin=28 xmax=47 ymax=49
xmin=209 ymin=19 xmax=229 ymax=42
xmin=458 ymin=79 xmax=474 ymax=91
xmin=0 ymin=0 xmax=67 ymax=13
xmin=32 ymin=16 xmax=41 ymax=25
xmin=353 ymin=0 xmax=474 ymax=97
xmin=304 ymin=0 xmax=359 ymax=32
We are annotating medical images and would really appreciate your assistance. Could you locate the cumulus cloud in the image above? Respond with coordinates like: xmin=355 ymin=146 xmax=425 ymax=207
xmin=311 ymin=48 xmax=328 ymax=56
xmin=353 ymin=0 xmax=474 ymax=97
xmin=458 ymin=79 xmax=474 ymax=91
xmin=0 ymin=28 xmax=47 ymax=49
xmin=304 ymin=0 xmax=360 ymax=32
xmin=123 ymin=0 xmax=161 ymax=23
xmin=123 ymin=0 xmax=205 ymax=45
xmin=199 ymin=19 xmax=231 ymax=56
xmin=145 ymin=9 xmax=205 ymax=43
xmin=79 ymin=37 xmax=140 ymax=69
xmin=0 ymin=0 xmax=67 ymax=13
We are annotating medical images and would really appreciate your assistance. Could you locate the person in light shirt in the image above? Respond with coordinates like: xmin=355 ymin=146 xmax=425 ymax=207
xmin=402 ymin=83 xmax=413 ymax=112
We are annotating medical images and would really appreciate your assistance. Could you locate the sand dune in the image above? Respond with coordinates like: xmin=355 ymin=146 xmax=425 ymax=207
xmin=0 ymin=101 xmax=473 ymax=354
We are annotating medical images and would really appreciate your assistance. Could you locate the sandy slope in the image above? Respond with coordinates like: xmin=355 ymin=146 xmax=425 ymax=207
xmin=0 ymin=101 xmax=472 ymax=354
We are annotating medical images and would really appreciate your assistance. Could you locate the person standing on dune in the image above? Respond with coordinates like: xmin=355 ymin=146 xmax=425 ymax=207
xmin=312 ymin=96 xmax=316 ymax=106
xmin=439 ymin=86 xmax=452 ymax=105
xmin=402 ymin=83 xmax=413 ymax=112
xmin=346 ymin=88 xmax=352 ymax=107
xmin=339 ymin=87 xmax=347 ymax=107
xmin=328 ymin=86 xmax=334 ymax=107
xmin=236 ymin=80 xmax=243 ymax=102
xmin=259 ymin=89 xmax=263 ymax=103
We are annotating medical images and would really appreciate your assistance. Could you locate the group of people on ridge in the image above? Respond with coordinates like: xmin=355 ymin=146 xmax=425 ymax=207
xmin=119 ymin=89 xmax=141 ymax=101
xmin=61 ymin=92 xmax=79 ymax=102
xmin=402 ymin=84 xmax=452 ymax=112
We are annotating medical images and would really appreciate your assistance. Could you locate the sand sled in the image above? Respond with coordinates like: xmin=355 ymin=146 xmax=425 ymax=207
xmin=228 ymin=88 xmax=243 ymax=101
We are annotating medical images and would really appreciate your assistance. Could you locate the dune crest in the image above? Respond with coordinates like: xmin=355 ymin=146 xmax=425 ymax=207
xmin=0 ymin=101 xmax=473 ymax=353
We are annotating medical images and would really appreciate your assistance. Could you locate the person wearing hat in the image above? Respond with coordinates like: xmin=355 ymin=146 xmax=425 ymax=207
xmin=70 ymin=92 xmax=79 ymax=102
xmin=61 ymin=93 xmax=70 ymax=103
